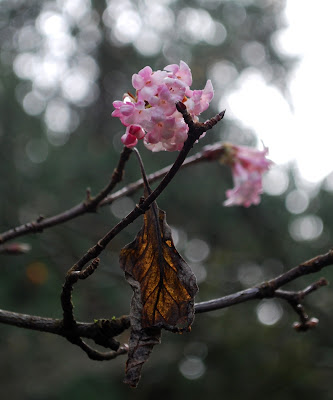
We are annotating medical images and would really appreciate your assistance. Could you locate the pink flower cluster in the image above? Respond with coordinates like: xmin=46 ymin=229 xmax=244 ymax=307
xmin=112 ymin=61 xmax=214 ymax=152
xmin=222 ymin=144 xmax=272 ymax=207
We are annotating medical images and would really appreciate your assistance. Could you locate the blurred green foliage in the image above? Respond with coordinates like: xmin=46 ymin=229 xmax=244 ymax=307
xmin=1 ymin=0 xmax=333 ymax=399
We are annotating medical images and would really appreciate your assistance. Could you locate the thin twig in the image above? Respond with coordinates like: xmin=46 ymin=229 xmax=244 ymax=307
xmin=55 ymin=105 xmax=225 ymax=360
xmin=61 ymin=258 xmax=100 ymax=329
xmin=0 ymin=142 xmax=226 ymax=245
xmin=195 ymin=249 xmax=333 ymax=315
xmin=86 ymin=146 xmax=133 ymax=210
xmin=0 ymin=308 xmax=130 ymax=341
xmin=101 ymin=142 xmax=224 ymax=206
xmin=68 ymin=336 xmax=128 ymax=361
xmin=64 ymin=107 xmax=226 ymax=275
xmin=195 ymin=252 xmax=332 ymax=329
xmin=0 ymin=146 xmax=133 ymax=244
xmin=0 ymin=247 xmax=331 ymax=342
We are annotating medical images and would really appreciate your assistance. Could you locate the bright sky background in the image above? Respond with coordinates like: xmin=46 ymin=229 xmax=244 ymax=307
xmin=226 ymin=0 xmax=333 ymax=184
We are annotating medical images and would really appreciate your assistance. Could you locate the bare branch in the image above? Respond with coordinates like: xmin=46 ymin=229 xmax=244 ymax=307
xmin=195 ymin=250 xmax=333 ymax=314
xmin=0 ymin=146 xmax=133 ymax=244
xmin=0 ymin=245 xmax=331 ymax=352
xmin=0 ymin=141 xmax=227 ymax=245
xmin=61 ymin=258 xmax=100 ymax=329
xmin=195 ymin=250 xmax=333 ymax=330
xmin=63 ymin=108 xmax=226 ymax=277
xmin=51 ymin=108 xmax=225 ymax=361
xmin=86 ymin=146 xmax=133 ymax=210
xmin=68 ymin=336 xmax=128 ymax=361
xmin=0 ymin=307 xmax=130 ymax=359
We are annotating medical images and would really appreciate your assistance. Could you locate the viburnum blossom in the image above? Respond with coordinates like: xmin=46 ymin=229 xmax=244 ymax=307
xmin=221 ymin=144 xmax=272 ymax=207
xmin=112 ymin=61 xmax=214 ymax=152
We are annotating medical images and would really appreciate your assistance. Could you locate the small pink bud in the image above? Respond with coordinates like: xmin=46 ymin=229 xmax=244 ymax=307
xmin=1 ymin=243 xmax=31 ymax=254
xmin=121 ymin=133 xmax=138 ymax=148
xmin=128 ymin=124 xmax=145 ymax=139
xmin=293 ymin=317 xmax=319 ymax=331
xmin=121 ymin=125 xmax=146 ymax=148
xmin=306 ymin=317 xmax=319 ymax=328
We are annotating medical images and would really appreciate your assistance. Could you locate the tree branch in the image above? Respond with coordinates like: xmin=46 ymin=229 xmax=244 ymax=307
xmin=61 ymin=257 xmax=100 ymax=329
xmin=0 ymin=146 xmax=133 ymax=244
xmin=0 ymin=106 xmax=228 ymax=362
xmin=1 ymin=101 xmax=328 ymax=363
xmin=195 ymin=249 xmax=333 ymax=314
xmin=0 ymin=247 xmax=331 ymax=355
xmin=0 ymin=141 xmax=226 ymax=245
xmin=0 ymin=106 xmax=225 ymax=362
xmin=62 ymin=108 xmax=226 ymax=277
xmin=0 ymin=308 xmax=130 ymax=340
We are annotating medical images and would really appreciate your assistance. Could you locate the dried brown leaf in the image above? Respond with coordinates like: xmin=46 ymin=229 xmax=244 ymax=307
xmin=120 ymin=203 xmax=198 ymax=386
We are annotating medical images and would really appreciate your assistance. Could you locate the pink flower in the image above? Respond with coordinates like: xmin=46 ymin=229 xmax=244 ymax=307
xmin=112 ymin=99 xmax=151 ymax=127
xmin=222 ymin=144 xmax=272 ymax=207
xmin=164 ymin=60 xmax=193 ymax=86
xmin=132 ymin=66 xmax=168 ymax=103
xmin=112 ymin=61 xmax=214 ymax=151
xmin=121 ymin=124 xmax=145 ymax=148
xmin=186 ymin=80 xmax=214 ymax=117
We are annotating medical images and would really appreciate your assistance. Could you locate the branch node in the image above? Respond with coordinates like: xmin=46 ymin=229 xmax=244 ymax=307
xmin=92 ymin=316 xmax=131 ymax=350
xmin=135 ymin=203 xmax=147 ymax=214
xmin=258 ymin=281 xmax=275 ymax=298
xmin=176 ymin=101 xmax=195 ymax=130
xmin=79 ymin=258 xmax=100 ymax=280
xmin=36 ymin=215 xmax=45 ymax=223
xmin=96 ymin=240 xmax=105 ymax=251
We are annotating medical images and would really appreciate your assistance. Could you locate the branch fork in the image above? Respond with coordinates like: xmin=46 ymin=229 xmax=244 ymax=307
xmin=0 ymin=101 xmax=331 ymax=378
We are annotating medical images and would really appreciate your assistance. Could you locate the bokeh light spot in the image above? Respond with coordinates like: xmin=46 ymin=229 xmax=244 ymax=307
xmin=190 ymin=263 xmax=207 ymax=284
xmin=208 ymin=60 xmax=238 ymax=88
xmin=13 ymin=53 xmax=38 ymax=80
xmin=26 ymin=262 xmax=49 ymax=285
xmin=144 ymin=4 xmax=175 ymax=32
xmin=170 ymin=226 xmax=187 ymax=249
xmin=237 ymin=263 xmax=263 ymax=286
xmin=61 ymin=70 xmax=91 ymax=104
xmin=263 ymin=166 xmax=289 ymax=196
xmin=241 ymin=41 xmax=266 ymax=66
xmin=44 ymin=99 xmax=72 ymax=133
xmin=113 ymin=10 xmax=142 ymax=44
xmin=289 ymin=215 xmax=323 ymax=242
xmin=177 ymin=8 xmax=217 ymax=44
xmin=22 ymin=91 xmax=46 ymax=116
xmin=59 ymin=0 xmax=91 ymax=22
xmin=134 ymin=30 xmax=161 ymax=57
xmin=285 ymin=189 xmax=309 ymax=214
xmin=110 ymin=197 xmax=135 ymax=219
xmin=184 ymin=239 xmax=210 ymax=263
xmin=36 ymin=11 xmax=68 ymax=36
xmin=256 ymin=299 xmax=283 ymax=326
xmin=179 ymin=356 xmax=206 ymax=380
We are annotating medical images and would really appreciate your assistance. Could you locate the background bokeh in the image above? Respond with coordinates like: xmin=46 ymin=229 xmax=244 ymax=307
xmin=1 ymin=0 xmax=333 ymax=398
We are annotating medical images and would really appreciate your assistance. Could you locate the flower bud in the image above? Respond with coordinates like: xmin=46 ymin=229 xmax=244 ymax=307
xmin=1 ymin=242 xmax=31 ymax=254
